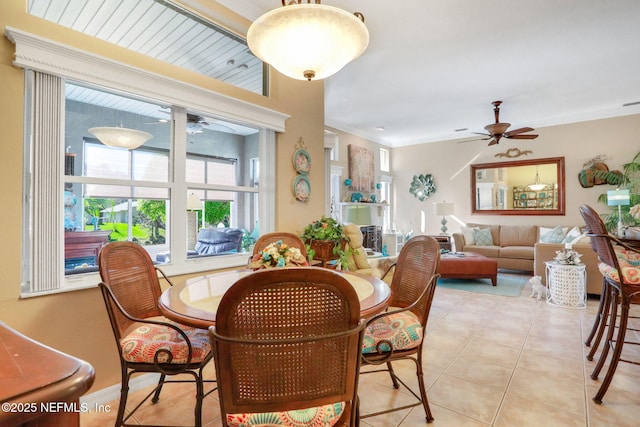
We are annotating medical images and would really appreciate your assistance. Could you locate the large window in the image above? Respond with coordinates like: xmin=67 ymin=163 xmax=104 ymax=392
xmin=23 ymin=73 xmax=274 ymax=294
xmin=61 ymin=84 xmax=261 ymax=275
xmin=13 ymin=27 xmax=285 ymax=295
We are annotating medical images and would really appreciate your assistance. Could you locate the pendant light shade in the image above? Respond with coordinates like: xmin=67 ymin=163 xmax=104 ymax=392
xmin=526 ymin=167 xmax=547 ymax=191
xmin=89 ymin=127 xmax=153 ymax=150
xmin=247 ymin=2 xmax=369 ymax=81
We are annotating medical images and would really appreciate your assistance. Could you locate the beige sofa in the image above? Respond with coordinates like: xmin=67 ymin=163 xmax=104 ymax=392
xmin=452 ymin=223 xmax=602 ymax=295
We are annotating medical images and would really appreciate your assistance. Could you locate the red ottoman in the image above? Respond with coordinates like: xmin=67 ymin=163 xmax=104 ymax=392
xmin=439 ymin=252 xmax=498 ymax=286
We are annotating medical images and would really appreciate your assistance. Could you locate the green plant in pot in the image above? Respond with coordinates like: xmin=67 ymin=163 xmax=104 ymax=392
xmin=595 ymin=151 xmax=640 ymax=233
xmin=301 ymin=216 xmax=352 ymax=268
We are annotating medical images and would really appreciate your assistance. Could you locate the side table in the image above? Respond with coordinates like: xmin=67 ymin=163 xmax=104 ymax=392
xmin=429 ymin=235 xmax=452 ymax=251
xmin=544 ymin=261 xmax=587 ymax=308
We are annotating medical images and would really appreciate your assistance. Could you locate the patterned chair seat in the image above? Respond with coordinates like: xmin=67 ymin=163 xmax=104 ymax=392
xmin=120 ymin=321 xmax=211 ymax=364
xmin=227 ymin=403 xmax=345 ymax=427
xmin=362 ymin=311 xmax=423 ymax=354
xmin=598 ymin=247 xmax=640 ymax=285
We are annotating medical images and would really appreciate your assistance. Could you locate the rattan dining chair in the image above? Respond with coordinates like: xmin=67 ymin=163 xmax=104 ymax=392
xmin=360 ymin=235 xmax=441 ymax=422
xmin=252 ymin=231 xmax=309 ymax=259
xmin=209 ymin=267 xmax=366 ymax=427
xmin=579 ymin=204 xmax=640 ymax=403
xmin=98 ymin=241 xmax=215 ymax=427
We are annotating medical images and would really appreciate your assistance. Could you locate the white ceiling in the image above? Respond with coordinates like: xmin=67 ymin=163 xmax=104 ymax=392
xmin=217 ymin=0 xmax=640 ymax=147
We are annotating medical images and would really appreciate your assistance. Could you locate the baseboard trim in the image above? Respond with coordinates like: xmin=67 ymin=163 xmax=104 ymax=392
xmin=80 ymin=373 xmax=160 ymax=409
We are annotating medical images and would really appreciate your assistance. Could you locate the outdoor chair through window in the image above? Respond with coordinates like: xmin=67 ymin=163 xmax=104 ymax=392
xmin=98 ymin=241 xmax=215 ymax=427
xmin=360 ymin=235 xmax=441 ymax=422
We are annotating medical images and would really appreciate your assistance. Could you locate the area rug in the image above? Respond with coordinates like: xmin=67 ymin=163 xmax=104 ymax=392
xmin=436 ymin=273 xmax=529 ymax=297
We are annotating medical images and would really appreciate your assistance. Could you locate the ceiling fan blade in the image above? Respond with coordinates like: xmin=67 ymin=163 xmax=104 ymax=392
xmin=504 ymin=127 xmax=534 ymax=136
xmin=471 ymin=132 xmax=492 ymax=140
xmin=458 ymin=137 xmax=488 ymax=144
xmin=506 ymin=134 xmax=538 ymax=139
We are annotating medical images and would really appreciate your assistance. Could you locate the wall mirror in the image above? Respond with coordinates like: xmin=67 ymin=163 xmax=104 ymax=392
xmin=471 ymin=156 xmax=565 ymax=215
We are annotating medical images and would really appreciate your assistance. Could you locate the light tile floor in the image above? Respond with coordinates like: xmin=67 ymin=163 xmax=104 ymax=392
xmin=82 ymin=277 xmax=640 ymax=426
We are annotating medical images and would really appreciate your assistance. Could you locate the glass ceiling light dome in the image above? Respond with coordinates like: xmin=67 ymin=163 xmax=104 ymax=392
xmin=88 ymin=126 xmax=153 ymax=150
xmin=247 ymin=1 xmax=369 ymax=81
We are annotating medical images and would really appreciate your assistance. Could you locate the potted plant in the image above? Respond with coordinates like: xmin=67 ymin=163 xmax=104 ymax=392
xmin=301 ymin=216 xmax=352 ymax=268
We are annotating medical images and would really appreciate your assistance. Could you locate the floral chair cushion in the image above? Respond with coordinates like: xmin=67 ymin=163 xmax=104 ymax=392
xmin=120 ymin=321 xmax=211 ymax=364
xmin=362 ymin=311 xmax=423 ymax=354
xmin=227 ymin=402 xmax=345 ymax=427
xmin=598 ymin=247 xmax=640 ymax=285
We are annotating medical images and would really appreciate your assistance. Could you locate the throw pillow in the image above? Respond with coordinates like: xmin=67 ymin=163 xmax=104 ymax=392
xmin=571 ymin=234 xmax=592 ymax=245
xmin=473 ymin=227 xmax=494 ymax=246
xmin=461 ymin=226 xmax=478 ymax=245
xmin=563 ymin=226 xmax=582 ymax=244
xmin=539 ymin=225 xmax=568 ymax=243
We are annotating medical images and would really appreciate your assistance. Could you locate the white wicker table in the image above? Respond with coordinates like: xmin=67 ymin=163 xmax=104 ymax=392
xmin=544 ymin=261 xmax=587 ymax=309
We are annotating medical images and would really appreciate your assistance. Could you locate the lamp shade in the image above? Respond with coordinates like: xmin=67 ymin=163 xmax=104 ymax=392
xmin=345 ymin=205 xmax=372 ymax=225
xmin=607 ymin=189 xmax=630 ymax=206
xmin=247 ymin=3 xmax=369 ymax=81
xmin=187 ymin=193 xmax=204 ymax=210
xmin=88 ymin=127 xmax=152 ymax=150
xmin=434 ymin=202 xmax=455 ymax=216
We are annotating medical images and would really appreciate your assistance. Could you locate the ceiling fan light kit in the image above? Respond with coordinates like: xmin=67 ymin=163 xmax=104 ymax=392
xmin=247 ymin=1 xmax=369 ymax=81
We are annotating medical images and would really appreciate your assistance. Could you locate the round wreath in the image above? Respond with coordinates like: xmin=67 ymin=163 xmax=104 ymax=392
xmin=409 ymin=174 xmax=436 ymax=201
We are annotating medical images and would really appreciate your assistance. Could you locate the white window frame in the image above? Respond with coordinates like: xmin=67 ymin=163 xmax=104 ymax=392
xmin=380 ymin=147 xmax=390 ymax=173
xmin=9 ymin=27 xmax=287 ymax=295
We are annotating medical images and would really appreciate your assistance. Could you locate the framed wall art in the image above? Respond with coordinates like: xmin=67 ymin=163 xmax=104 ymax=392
xmin=348 ymin=144 xmax=375 ymax=192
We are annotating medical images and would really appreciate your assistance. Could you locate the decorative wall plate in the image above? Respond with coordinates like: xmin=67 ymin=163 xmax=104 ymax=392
xmin=293 ymin=149 xmax=311 ymax=174
xmin=293 ymin=174 xmax=311 ymax=202
xmin=409 ymin=174 xmax=436 ymax=201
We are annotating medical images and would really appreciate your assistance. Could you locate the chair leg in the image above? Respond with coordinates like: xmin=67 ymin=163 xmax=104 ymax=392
xmin=587 ymin=283 xmax=612 ymax=361
xmin=594 ymin=293 xmax=631 ymax=404
xmin=151 ymin=374 xmax=166 ymax=403
xmin=592 ymin=287 xmax=619 ymax=380
xmin=415 ymin=354 xmax=434 ymax=423
xmin=115 ymin=365 xmax=130 ymax=427
xmin=194 ymin=370 xmax=205 ymax=427
xmin=386 ymin=361 xmax=400 ymax=389
xmin=585 ymin=278 xmax=608 ymax=347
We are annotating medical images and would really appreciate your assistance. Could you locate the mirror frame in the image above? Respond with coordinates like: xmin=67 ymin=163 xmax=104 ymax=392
xmin=471 ymin=156 xmax=566 ymax=216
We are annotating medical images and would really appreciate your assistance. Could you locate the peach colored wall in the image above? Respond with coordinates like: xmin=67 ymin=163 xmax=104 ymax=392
xmin=0 ymin=1 xmax=325 ymax=391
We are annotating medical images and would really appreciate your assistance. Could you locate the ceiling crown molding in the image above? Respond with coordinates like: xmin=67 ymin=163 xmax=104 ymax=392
xmin=5 ymin=26 xmax=289 ymax=132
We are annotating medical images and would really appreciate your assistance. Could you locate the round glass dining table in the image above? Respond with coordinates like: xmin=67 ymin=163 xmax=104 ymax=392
xmin=158 ymin=268 xmax=391 ymax=329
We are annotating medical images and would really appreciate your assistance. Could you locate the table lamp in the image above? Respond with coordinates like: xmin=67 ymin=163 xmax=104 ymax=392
xmin=607 ymin=189 xmax=630 ymax=237
xmin=434 ymin=201 xmax=455 ymax=234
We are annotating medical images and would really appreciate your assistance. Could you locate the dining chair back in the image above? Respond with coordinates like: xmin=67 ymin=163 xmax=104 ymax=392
xmin=209 ymin=267 xmax=365 ymax=427
xmin=360 ymin=235 xmax=440 ymax=422
xmin=579 ymin=204 xmax=640 ymax=403
xmin=98 ymin=241 xmax=213 ymax=427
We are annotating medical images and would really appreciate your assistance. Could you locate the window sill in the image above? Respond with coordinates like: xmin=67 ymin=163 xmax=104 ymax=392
xmin=21 ymin=253 xmax=250 ymax=298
